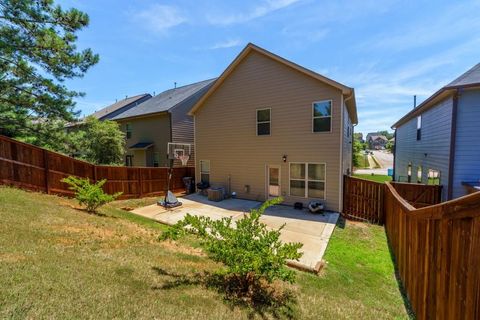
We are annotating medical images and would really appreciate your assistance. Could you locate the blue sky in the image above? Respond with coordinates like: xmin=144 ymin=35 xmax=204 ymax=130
xmin=63 ymin=0 xmax=480 ymax=135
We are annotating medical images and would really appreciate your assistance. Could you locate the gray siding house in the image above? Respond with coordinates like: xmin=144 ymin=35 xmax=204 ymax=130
xmin=392 ymin=63 xmax=480 ymax=201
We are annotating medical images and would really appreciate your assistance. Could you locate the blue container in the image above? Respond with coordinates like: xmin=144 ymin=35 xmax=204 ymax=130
xmin=387 ymin=168 xmax=393 ymax=176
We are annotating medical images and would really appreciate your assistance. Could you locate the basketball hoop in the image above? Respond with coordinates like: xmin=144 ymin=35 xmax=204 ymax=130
xmin=179 ymin=154 xmax=190 ymax=166
xmin=167 ymin=142 xmax=191 ymax=167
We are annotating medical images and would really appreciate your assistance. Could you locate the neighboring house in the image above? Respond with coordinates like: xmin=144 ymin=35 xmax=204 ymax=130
xmin=367 ymin=135 xmax=388 ymax=150
xmin=106 ymin=79 xmax=216 ymax=167
xmin=90 ymin=94 xmax=152 ymax=120
xmin=189 ymin=43 xmax=357 ymax=212
xmin=392 ymin=63 xmax=480 ymax=201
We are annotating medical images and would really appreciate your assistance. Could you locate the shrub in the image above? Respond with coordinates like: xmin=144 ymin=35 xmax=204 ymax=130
xmin=161 ymin=197 xmax=303 ymax=294
xmin=62 ymin=176 xmax=121 ymax=213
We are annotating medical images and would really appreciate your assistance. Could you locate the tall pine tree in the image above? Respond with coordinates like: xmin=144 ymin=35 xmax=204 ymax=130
xmin=0 ymin=0 xmax=99 ymax=137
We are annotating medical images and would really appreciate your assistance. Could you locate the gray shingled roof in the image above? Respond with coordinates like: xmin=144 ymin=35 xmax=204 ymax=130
xmin=446 ymin=63 xmax=480 ymax=88
xmin=91 ymin=94 xmax=151 ymax=120
xmin=112 ymin=78 xmax=216 ymax=120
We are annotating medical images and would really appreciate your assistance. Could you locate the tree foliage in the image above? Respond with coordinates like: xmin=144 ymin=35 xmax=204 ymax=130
xmin=62 ymin=176 xmax=121 ymax=213
xmin=0 ymin=0 xmax=99 ymax=137
xmin=161 ymin=197 xmax=303 ymax=287
xmin=78 ymin=116 xmax=126 ymax=165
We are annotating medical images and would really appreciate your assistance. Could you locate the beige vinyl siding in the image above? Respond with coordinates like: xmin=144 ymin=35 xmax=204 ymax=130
xmin=118 ymin=113 xmax=171 ymax=167
xmin=195 ymin=51 xmax=344 ymax=211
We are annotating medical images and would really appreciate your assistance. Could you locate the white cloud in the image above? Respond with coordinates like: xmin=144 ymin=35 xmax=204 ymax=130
xmin=134 ymin=5 xmax=186 ymax=34
xmin=209 ymin=39 xmax=243 ymax=49
xmin=349 ymin=36 xmax=480 ymax=134
xmin=206 ymin=0 xmax=301 ymax=25
xmin=361 ymin=1 xmax=480 ymax=52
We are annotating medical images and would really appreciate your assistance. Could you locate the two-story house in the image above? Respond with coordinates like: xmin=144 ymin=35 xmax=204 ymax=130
xmin=367 ymin=135 xmax=388 ymax=150
xmin=91 ymin=79 xmax=215 ymax=167
xmin=189 ymin=43 xmax=357 ymax=212
xmin=392 ymin=63 xmax=480 ymax=200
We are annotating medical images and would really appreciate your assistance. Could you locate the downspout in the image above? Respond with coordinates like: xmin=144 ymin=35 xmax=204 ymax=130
xmin=392 ymin=129 xmax=397 ymax=181
xmin=352 ymin=123 xmax=358 ymax=176
xmin=447 ymin=89 xmax=459 ymax=200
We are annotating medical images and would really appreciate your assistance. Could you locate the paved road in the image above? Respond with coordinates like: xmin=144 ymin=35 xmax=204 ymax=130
xmin=354 ymin=150 xmax=393 ymax=175
xmin=372 ymin=150 xmax=393 ymax=169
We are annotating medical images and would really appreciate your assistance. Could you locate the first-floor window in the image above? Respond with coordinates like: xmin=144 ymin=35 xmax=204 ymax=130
xmin=200 ymin=160 xmax=210 ymax=183
xmin=407 ymin=162 xmax=412 ymax=183
xmin=153 ymin=152 xmax=160 ymax=167
xmin=290 ymin=163 xmax=326 ymax=199
xmin=125 ymin=155 xmax=133 ymax=167
xmin=427 ymin=169 xmax=441 ymax=185
xmin=417 ymin=166 xmax=423 ymax=183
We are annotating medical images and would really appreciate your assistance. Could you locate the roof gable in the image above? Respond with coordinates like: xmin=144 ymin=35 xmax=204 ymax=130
xmin=188 ymin=43 xmax=357 ymax=124
xmin=392 ymin=62 xmax=480 ymax=129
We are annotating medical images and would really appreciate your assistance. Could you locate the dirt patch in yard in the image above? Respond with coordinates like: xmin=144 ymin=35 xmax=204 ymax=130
xmin=160 ymin=240 xmax=206 ymax=257
xmin=0 ymin=253 xmax=27 ymax=263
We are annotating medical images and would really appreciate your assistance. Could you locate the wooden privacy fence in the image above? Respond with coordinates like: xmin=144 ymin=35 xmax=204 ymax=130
xmin=343 ymin=175 xmax=442 ymax=224
xmin=343 ymin=175 xmax=385 ymax=224
xmin=0 ymin=135 xmax=194 ymax=199
xmin=384 ymin=182 xmax=480 ymax=320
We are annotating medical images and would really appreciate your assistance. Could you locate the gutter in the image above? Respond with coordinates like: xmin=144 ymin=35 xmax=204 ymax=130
xmin=447 ymin=89 xmax=459 ymax=200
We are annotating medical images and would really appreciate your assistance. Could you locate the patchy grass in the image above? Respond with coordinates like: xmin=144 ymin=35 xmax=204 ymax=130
xmin=0 ymin=187 xmax=408 ymax=319
xmin=355 ymin=153 xmax=370 ymax=169
xmin=354 ymin=174 xmax=393 ymax=183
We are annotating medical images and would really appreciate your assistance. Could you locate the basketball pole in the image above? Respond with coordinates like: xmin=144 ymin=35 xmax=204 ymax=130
xmin=164 ymin=157 xmax=173 ymax=205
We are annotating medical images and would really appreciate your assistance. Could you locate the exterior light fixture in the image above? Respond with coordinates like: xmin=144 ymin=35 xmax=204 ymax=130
xmin=282 ymin=155 xmax=287 ymax=163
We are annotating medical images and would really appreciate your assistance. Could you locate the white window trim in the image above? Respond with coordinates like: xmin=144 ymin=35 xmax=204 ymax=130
xmin=312 ymin=100 xmax=333 ymax=133
xmin=256 ymin=108 xmax=271 ymax=136
xmin=288 ymin=162 xmax=327 ymax=200
xmin=200 ymin=160 xmax=210 ymax=182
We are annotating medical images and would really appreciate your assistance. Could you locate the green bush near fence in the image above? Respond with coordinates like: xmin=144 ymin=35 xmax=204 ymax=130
xmin=62 ymin=176 xmax=121 ymax=213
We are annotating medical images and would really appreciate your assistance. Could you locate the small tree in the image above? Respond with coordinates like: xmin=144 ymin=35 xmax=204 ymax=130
xmin=161 ymin=197 xmax=303 ymax=294
xmin=79 ymin=116 xmax=126 ymax=165
xmin=62 ymin=176 xmax=121 ymax=213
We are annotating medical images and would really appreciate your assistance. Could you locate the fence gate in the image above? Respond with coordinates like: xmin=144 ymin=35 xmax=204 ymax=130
xmin=343 ymin=175 xmax=384 ymax=224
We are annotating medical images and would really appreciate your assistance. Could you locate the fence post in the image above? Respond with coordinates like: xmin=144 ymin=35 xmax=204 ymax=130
xmin=43 ymin=149 xmax=50 ymax=194
xmin=92 ymin=165 xmax=97 ymax=183
xmin=138 ymin=168 xmax=143 ymax=197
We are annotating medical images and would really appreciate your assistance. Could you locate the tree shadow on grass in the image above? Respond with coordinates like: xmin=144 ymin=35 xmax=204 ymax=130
xmin=151 ymin=267 xmax=298 ymax=319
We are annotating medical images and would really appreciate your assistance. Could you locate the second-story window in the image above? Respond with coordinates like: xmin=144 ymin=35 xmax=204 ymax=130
xmin=313 ymin=100 xmax=332 ymax=132
xmin=416 ymin=115 xmax=422 ymax=141
xmin=256 ymin=108 xmax=271 ymax=135
xmin=126 ymin=123 xmax=132 ymax=139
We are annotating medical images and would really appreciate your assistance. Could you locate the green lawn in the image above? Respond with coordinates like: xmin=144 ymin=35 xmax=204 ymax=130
xmin=0 ymin=187 xmax=408 ymax=319
xmin=355 ymin=153 xmax=370 ymax=169
xmin=354 ymin=174 xmax=393 ymax=183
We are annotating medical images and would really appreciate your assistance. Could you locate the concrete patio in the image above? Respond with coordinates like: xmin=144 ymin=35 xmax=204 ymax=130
xmin=131 ymin=193 xmax=339 ymax=271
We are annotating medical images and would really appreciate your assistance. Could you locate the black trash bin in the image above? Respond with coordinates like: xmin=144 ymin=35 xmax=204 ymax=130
xmin=183 ymin=177 xmax=195 ymax=194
